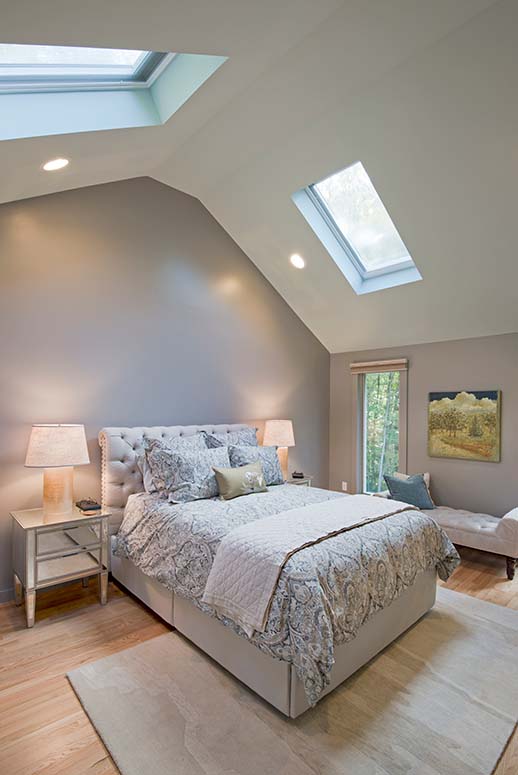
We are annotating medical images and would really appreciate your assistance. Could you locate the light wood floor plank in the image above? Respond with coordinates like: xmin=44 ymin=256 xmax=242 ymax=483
xmin=0 ymin=581 xmax=167 ymax=775
xmin=0 ymin=546 xmax=516 ymax=775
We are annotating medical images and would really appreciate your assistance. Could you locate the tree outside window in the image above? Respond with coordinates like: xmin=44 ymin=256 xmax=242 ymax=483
xmin=363 ymin=371 xmax=400 ymax=493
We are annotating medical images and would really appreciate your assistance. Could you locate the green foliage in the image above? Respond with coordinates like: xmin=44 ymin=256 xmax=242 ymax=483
xmin=430 ymin=408 xmax=495 ymax=438
xmin=437 ymin=407 xmax=466 ymax=437
xmin=469 ymin=415 xmax=483 ymax=438
xmin=450 ymin=409 xmax=465 ymax=435
xmin=364 ymin=371 xmax=400 ymax=492
xmin=483 ymin=412 xmax=497 ymax=433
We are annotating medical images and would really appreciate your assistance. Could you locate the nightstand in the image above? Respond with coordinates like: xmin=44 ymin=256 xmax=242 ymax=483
xmin=286 ymin=476 xmax=312 ymax=487
xmin=11 ymin=507 xmax=110 ymax=628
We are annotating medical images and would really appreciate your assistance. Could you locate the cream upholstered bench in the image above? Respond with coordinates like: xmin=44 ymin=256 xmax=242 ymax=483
xmin=422 ymin=506 xmax=518 ymax=580
xmin=376 ymin=473 xmax=518 ymax=580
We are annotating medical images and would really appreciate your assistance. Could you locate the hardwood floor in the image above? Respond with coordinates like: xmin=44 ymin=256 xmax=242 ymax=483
xmin=0 ymin=580 xmax=168 ymax=775
xmin=0 ymin=549 xmax=516 ymax=775
xmin=438 ymin=545 xmax=518 ymax=610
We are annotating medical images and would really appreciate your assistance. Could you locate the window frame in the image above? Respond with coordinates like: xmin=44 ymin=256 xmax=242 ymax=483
xmin=291 ymin=165 xmax=422 ymax=295
xmin=0 ymin=48 xmax=174 ymax=94
xmin=306 ymin=182 xmax=415 ymax=280
xmin=351 ymin=360 xmax=408 ymax=494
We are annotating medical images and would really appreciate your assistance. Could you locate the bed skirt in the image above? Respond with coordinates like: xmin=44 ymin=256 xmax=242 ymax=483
xmin=110 ymin=549 xmax=437 ymax=717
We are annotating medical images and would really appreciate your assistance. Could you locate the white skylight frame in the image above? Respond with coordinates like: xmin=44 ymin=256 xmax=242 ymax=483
xmin=292 ymin=161 xmax=422 ymax=295
xmin=0 ymin=44 xmax=175 ymax=94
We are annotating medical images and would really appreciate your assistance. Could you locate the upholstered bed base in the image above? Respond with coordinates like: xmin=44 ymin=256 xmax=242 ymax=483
xmin=111 ymin=550 xmax=436 ymax=717
xmin=101 ymin=425 xmax=437 ymax=718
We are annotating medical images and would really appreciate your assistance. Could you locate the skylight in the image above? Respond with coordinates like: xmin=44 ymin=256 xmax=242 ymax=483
xmin=0 ymin=44 xmax=170 ymax=93
xmin=310 ymin=162 xmax=413 ymax=277
xmin=292 ymin=161 xmax=422 ymax=295
xmin=0 ymin=47 xmax=227 ymax=141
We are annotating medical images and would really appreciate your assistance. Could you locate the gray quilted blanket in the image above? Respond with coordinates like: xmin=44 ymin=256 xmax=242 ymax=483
xmin=114 ymin=486 xmax=459 ymax=704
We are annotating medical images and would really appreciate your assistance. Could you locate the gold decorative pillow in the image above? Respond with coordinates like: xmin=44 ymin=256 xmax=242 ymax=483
xmin=213 ymin=461 xmax=267 ymax=500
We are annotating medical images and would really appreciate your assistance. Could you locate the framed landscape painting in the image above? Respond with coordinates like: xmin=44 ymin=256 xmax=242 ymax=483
xmin=428 ymin=390 xmax=501 ymax=462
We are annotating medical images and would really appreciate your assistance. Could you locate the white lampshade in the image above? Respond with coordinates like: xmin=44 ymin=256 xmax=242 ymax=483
xmin=25 ymin=424 xmax=90 ymax=468
xmin=263 ymin=419 xmax=295 ymax=448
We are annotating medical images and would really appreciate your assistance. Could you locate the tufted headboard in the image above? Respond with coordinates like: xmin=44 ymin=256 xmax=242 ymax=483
xmin=99 ymin=424 xmax=252 ymax=532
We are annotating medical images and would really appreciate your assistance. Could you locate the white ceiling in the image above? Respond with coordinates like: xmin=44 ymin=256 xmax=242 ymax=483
xmin=2 ymin=0 xmax=517 ymax=353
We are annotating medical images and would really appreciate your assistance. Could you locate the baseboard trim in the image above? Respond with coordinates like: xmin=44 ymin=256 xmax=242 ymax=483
xmin=0 ymin=586 xmax=14 ymax=604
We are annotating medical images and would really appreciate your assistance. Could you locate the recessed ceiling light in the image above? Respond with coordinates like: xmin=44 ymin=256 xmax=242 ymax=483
xmin=290 ymin=253 xmax=305 ymax=269
xmin=42 ymin=158 xmax=69 ymax=171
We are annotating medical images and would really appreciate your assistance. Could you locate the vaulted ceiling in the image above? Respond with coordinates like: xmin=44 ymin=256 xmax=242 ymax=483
xmin=2 ymin=0 xmax=517 ymax=352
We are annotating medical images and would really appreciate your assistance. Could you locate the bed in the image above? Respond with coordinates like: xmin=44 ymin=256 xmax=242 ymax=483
xmin=99 ymin=424 xmax=459 ymax=718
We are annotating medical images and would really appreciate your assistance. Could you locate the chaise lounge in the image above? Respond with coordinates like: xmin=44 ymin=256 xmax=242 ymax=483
xmin=425 ymin=505 xmax=518 ymax=580
xmin=377 ymin=472 xmax=518 ymax=579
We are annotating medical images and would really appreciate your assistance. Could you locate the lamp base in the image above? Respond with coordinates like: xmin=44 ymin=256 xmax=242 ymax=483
xmin=43 ymin=467 xmax=74 ymax=518
xmin=277 ymin=447 xmax=289 ymax=482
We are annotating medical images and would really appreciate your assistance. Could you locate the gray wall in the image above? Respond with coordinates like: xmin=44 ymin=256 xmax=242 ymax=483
xmin=330 ymin=334 xmax=518 ymax=515
xmin=0 ymin=177 xmax=330 ymax=600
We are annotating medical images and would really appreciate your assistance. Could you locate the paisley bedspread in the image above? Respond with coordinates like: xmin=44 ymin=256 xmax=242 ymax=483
xmin=114 ymin=486 xmax=459 ymax=704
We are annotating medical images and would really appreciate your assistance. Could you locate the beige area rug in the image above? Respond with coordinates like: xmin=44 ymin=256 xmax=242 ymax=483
xmin=68 ymin=588 xmax=518 ymax=775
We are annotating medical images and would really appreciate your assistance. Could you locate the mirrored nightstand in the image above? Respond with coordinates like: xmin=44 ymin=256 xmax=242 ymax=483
xmin=286 ymin=476 xmax=312 ymax=487
xmin=11 ymin=506 xmax=110 ymax=627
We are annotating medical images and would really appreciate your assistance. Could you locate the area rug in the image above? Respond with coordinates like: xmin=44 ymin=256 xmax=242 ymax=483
xmin=68 ymin=587 xmax=518 ymax=775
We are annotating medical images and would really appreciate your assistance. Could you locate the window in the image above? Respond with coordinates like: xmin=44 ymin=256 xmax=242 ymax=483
xmin=309 ymin=162 xmax=413 ymax=277
xmin=0 ymin=47 xmax=227 ymax=141
xmin=363 ymin=371 xmax=401 ymax=493
xmin=291 ymin=161 xmax=422 ymax=294
xmin=350 ymin=359 xmax=408 ymax=493
xmin=0 ymin=44 xmax=171 ymax=93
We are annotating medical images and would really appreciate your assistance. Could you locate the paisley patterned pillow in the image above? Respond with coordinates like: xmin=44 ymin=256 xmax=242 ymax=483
xmin=139 ymin=434 xmax=207 ymax=493
xmin=146 ymin=442 xmax=230 ymax=503
xmin=201 ymin=427 xmax=258 ymax=449
xmin=228 ymin=445 xmax=283 ymax=486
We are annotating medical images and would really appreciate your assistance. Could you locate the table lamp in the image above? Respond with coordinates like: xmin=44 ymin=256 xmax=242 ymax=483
xmin=25 ymin=424 xmax=90 ymax=517
xmin=263 ymin=419 xmax=295 ymax=481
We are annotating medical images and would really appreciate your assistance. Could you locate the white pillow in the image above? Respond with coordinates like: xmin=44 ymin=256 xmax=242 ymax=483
xmin=497 ymin=507 xmax=518 ymax=547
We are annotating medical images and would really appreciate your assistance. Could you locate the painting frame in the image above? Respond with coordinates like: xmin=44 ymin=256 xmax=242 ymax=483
xmin=428 ymin=390 xmax=501 ymax=463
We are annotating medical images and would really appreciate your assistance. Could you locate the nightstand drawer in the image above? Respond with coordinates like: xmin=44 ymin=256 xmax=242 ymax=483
xmin=37 ymin=548 xmax=101 ymax=585
xmin=36 ymin=521 xmax=101 ymax=557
